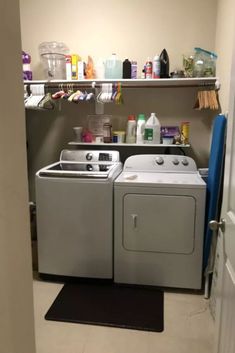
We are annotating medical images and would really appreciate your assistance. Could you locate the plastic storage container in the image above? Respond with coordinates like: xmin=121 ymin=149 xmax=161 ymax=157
xmin=144 ymin=112 xmax=161 ymax=144
xmin=161 ymin=126 xmax=180 ymax=145
xmin=193 ymin=47 xmax=217 ymax=77
xmin=136 ymin=114 xmax=146 ymax=144
xmin=87 ymin=115 xmax=112 ymax=142
xmin=39 ymin=41 xmax=69 ymax=80
xmin=104 ymin=54 xmax=122 ymax=79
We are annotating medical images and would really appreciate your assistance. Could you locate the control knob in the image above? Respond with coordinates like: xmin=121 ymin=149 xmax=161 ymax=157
xmin=86 ymin=153 xmax=93 ymax=161
xmin=87 ymin=164 xmax=93 ymax=171
xmin=172 ymin=158 xmax=179 ymax=165
xmin=182 ymin=158 xmax=189 ymax=166
xmin=156 ymin=157 xmax=164 ymax=165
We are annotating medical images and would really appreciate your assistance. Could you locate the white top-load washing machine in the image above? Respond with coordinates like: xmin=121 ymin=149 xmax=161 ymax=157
xmin=114 ymin=154 xmax=206 ymax=289
xmin=36 ymin=150 xmax=122 ymax=279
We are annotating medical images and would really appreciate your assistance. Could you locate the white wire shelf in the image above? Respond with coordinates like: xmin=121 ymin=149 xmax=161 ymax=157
xmin=24 ymin=77 xmax=218 ymax=89
xmin=68 ymin=142 xmax=190 ymax=147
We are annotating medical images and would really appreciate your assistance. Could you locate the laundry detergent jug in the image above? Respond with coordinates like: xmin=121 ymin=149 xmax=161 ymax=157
xmin=144 ymin=112 xmax=161 ymax=144
xmin=104 ymin=53 xmax=122 ymax=79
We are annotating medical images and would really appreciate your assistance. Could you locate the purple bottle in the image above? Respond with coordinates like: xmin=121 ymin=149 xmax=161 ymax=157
xmin=22 ymin=51 xmax=32 ymax=80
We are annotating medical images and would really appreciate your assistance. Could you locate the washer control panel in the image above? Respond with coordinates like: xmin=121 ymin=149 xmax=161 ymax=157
xmin=124 ymin=155 xmax=197 ymax=173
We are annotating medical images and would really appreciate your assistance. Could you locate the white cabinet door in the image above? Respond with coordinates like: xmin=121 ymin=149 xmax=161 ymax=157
xmin=215 ymin=30 xmax=235 ymax=353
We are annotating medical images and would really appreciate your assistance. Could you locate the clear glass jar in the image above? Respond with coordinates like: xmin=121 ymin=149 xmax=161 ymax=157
xmin=39 ymin=42 xmax=69 ymax=80
xmin=103 ymin=122 xmax=112 ymax=143
xmin=182 ymin=54 xmax=194 ymax=78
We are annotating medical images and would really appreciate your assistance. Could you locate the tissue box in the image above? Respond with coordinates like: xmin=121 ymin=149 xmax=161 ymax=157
xmin=161 ymin=126 xmax=180 ymax=145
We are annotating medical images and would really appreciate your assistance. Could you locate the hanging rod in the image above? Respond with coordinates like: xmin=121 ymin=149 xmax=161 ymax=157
xmin=24 ymin=77 xmax=219 ymax=89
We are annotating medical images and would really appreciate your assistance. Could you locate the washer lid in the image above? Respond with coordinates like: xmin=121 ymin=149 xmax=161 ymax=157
xmin=115 ymin=171 xmax=206 ymax=188
xmin=38 ymin=162 xmax=117 ymax=178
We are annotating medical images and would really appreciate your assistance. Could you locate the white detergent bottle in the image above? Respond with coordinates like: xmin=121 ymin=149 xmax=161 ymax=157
xmin=136 ymin=114 xmax=146 ymax=144
xmin=144 ymin=112 xmax=161 ymax=144
xmin=126 ymin=115 xmax=137 ymax=143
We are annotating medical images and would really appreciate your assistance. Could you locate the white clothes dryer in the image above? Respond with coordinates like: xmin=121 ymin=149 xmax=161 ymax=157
xmin=114 ymin=154 xmax=206 ymax=289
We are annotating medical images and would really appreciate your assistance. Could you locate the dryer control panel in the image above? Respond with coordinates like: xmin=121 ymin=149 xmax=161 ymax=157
xmin=124 ymin=155 xmax=197 ymax=173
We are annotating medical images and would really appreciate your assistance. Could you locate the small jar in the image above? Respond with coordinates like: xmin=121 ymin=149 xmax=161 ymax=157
xmin=103 ymin=122 xmax=112 ymax=143
xmin=112 ymin=131 xmax=126 ymax=143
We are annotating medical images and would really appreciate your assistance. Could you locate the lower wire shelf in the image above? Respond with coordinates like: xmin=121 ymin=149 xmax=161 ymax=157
xmin=68 ymin=142 xmax=190 ymax=147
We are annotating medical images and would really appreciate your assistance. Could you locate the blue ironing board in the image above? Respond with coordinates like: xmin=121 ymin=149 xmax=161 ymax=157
xmin=203 ymin=114 xmax=227 ymax=270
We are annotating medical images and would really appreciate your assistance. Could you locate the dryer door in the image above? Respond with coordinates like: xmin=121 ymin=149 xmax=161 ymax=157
xmin=123 ymin=194 xmax=195 ymax=254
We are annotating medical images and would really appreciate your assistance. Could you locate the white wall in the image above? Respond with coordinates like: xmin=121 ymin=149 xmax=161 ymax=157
xmin=20 ymin=0 xmax=217 ymax=79
xmin=0 ymin=1 xmax=35 ymax=352
xmin=215 ymin=0 xmax=235 ymax=112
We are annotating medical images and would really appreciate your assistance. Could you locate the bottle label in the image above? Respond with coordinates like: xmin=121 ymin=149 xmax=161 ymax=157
xmin=144 ymin=128 xmax=153 ymax=141
xmin=131 ymin=62 xmax=137 ymax=79
xmin=23 ymin=63 xmax=31 ymax=71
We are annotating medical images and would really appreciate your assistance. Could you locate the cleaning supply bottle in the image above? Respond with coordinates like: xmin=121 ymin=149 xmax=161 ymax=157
xmin=144 ymin=112 xmax=161 ymax=144
xmin=126 ymin=115 xmax=136 ymax=143
xmin=131 ymin=61 xmax=137 ymax=79
xmin=145 ymin=57 xmax=152 ymax=79
xmin=136 ymin=114 xmax=146 ymax=144
xmin=22 ymin=51 xmax=32 ymax=80
xmin=152 ymin=54 xmax=160 ymax=78
xmin=122 ymin=59 xmax=132 ymax=78
xmin=160 ymin=49 xmax=170 ymax=78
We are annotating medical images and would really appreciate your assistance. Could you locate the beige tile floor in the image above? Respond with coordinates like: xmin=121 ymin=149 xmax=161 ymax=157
xmin=33 ymin=278 xmax=215 ymax=353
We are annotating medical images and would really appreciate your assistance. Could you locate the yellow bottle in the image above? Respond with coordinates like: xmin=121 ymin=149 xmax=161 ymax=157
xmin=181 ymin=122 xmax=190 ymax=144
xmin=71 ymin=54 xmax=81 ymax=80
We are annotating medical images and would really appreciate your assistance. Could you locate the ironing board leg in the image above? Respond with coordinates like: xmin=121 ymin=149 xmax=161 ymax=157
xmin=204 ymin=273 xmax=209 ymax=299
